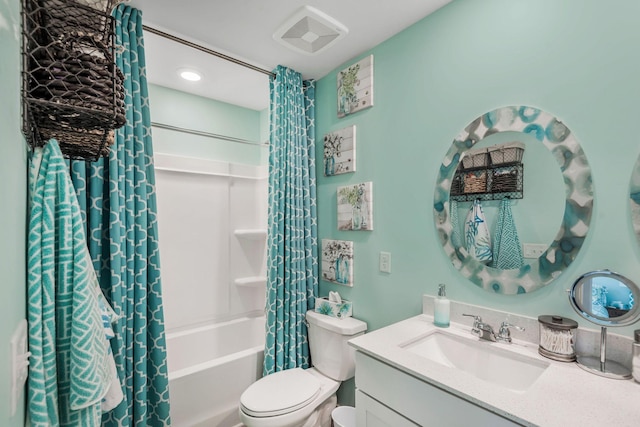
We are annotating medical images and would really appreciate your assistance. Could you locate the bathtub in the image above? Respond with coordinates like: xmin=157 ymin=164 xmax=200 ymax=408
xmin=167 ymin=315 xmax=265 ymax=427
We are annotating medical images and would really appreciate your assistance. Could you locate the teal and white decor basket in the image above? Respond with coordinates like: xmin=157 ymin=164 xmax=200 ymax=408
xmin=314 ymin=297 xmax=353 ymax=319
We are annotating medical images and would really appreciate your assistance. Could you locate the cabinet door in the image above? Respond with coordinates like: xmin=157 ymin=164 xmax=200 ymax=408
xmin=356 ymin=390 xmax=419 ymax=427
xmin=355 ymin=352 xmax=524 ymax=427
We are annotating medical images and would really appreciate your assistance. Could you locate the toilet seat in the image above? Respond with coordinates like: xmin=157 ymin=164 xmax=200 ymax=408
xmin=240 ymin=368 xmax=321 ymax=418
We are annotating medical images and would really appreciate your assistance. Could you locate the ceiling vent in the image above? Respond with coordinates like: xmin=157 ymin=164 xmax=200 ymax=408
xmin=273 ymin=5 xmax=348 ymax=55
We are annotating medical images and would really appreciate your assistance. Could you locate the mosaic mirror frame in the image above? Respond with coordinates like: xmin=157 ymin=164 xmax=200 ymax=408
xmin=434 ymin=106 xmax=594 ymax=294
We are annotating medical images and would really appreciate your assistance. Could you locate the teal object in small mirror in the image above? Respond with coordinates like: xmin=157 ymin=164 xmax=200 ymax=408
xmin=630 ymin=155 xmax=640 ymax=243
xmin=434 ymin=106 xmax=594 ymax=294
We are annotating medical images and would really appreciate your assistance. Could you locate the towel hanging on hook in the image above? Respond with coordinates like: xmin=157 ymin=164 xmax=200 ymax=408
xmin=492 ymin=198 xmax=524 ymax=270
xmin=450 ymin=200 xmax=462 ymax=248
xmin=464 ymin=199 xmax=492 ymax=263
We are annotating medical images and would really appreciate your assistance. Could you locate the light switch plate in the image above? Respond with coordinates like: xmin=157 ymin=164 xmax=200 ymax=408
xmin=10 ymin=319 xmax=29 ymax=417
xmin=379 ymin=251 xmax=391 ymax=273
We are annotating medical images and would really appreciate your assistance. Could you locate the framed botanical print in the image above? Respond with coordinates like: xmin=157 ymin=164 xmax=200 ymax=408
xmin=337 ymin=182 xmax=373 ymax=231
xmin=323 ymin=125 xmax=356 ymax=176
xmin=337 ymin=55 xmax=374 ymax=117
xmin=321 ymin=239 xmax=354 ymax=286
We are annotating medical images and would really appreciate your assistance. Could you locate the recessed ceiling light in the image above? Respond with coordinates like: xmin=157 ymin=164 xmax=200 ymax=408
xmin=178 ymin=68 xmax=202 ymax=82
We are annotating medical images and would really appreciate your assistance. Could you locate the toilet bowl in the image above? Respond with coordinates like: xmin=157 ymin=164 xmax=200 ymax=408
xmin=239 ymin=310 xmax=367 ymax=427
xmin=239 ymin=368 xmax=338 ymax=427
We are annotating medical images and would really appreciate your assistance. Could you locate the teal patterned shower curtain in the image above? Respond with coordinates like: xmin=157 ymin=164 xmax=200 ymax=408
xmin=68 ymin=5 xmax=171 ymax=426
xmin=263 ymin=66 xmax=318 ymax=375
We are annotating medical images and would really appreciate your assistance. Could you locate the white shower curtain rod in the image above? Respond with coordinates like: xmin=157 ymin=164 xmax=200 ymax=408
xmin=151 ymin=122 xmax=268 ymax=146
xmin=142 ymin=25 xmax=276 ymax=78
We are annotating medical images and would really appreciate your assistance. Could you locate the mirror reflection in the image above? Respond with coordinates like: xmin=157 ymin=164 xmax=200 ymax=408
xmin=449 ymin=130 xmax=564 ymax=268
xmin=568 ymin=270 xmax=640 ymax=379
xmin=571 ymin=270 xmax=637 ymax=322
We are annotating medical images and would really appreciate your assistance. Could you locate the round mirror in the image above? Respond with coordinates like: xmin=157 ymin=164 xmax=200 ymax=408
xmin=434 ymin=106 xmax=594 ymax=294
xmin=569 ymin=270 xmax=639 ymax=326
xmin=568 ymin=269 xmax=640 ymax=379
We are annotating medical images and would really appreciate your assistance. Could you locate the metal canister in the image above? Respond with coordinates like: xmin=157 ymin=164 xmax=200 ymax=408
xmin=633 ymin=330 xmax=640 ymax=383
xmin=538 ymin=315 xmax=578 ymax=362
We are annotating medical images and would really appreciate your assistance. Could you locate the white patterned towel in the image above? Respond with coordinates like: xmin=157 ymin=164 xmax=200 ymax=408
xmin=95 ymin=282 xmax=124 ymax=413
xmin=465 ymin=199 xmax=493 ymax=263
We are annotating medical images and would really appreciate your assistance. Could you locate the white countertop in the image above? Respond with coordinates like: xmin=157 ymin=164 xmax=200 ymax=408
xmin=349 ymin=314 xmax=640 ymax=427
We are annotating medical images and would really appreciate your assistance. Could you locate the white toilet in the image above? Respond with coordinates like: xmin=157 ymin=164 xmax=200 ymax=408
xmin=239 ymin=310 xmax=367 ymax=427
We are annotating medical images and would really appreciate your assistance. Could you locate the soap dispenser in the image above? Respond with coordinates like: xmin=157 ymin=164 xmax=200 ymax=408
xmin=434 ymin=284 xmax=450 ymax=327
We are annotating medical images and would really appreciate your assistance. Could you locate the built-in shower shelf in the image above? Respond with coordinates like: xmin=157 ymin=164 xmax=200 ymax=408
xmin=234 ymin=276 xmax=267 ymax=288
xmin=234 ymin=229 xmax=267 ymax=240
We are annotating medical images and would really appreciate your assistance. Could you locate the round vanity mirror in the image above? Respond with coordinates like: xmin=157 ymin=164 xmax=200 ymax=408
xmin=568 ymin=269 xmax=640 ymax=379
xmin=433 ymin=106 xmax=594 ymax=294
xmin=569 ymin=270 xmax=639 ymax=326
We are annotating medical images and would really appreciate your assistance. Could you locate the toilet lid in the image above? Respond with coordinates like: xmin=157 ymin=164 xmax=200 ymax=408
xmin=240 ymin=368 xmax=321 ymax=417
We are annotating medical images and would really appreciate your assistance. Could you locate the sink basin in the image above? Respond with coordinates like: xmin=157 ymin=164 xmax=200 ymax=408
xmin=401 ymin=330 xmax=549 ymax=392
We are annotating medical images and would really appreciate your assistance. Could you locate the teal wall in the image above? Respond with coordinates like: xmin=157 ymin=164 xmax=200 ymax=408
xmin=4 ymin=0 xmax=640 ymax=417
xmin=0 ymin=0 xmax=27 ymax=424
xmin=148 ymin=84 xmax=268 ymax=165
xmin=316 ymin=0 xmax=640 ymax=401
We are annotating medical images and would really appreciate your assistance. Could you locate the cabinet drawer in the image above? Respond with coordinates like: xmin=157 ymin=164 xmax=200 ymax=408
xmin=356 ymin=389 xmax=419 ymax=427
xmin=355 ymin=351 xmax=523 ymax=427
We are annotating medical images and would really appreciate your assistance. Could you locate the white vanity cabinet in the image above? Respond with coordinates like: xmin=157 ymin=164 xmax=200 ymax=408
xmin=356 ymin=390 xmax=418 ymax=427
xmin=349 ymin=308 xmax=640 ymax=427
xmin=354 ymin=351 xmax=523 ymax=427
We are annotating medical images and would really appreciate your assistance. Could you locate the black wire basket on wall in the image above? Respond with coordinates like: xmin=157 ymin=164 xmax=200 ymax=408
xmin=21 ymin=0 xmax=126 ymax=160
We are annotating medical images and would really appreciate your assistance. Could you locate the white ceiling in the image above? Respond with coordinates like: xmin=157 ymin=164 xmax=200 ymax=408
xmin=127 ymin=0 xmax=452 ymax=111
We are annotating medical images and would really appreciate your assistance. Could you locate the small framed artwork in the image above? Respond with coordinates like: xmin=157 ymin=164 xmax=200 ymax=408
xmin=321 ymin=239 xmax=354 ymax=286
xmin=323 ymin=125 xmax=356 ymax=176
xmin=337 ymin=54 xmax=374 ymax=118
xmin=337 ymin=182 xmax=373 ymax=231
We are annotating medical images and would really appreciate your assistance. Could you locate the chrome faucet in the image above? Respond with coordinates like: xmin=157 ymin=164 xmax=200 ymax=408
xmin=463 ymin=314 xmax=497 ymax=342
xmin=462 ymin=314 xmax=524 ymax=343
xmin=496 ymin=321 xmax=525 ymax=343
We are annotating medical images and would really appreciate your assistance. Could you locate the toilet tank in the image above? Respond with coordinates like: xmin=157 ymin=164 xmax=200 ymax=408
xmin=306 ymin=310 xmax=367 ymax=381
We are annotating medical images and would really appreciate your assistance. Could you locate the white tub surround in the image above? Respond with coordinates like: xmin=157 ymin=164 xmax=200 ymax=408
xmin=155 ymin=153 xmax=268 ymax=334
xmin=349 ymin=296 xmax=640 ymax=427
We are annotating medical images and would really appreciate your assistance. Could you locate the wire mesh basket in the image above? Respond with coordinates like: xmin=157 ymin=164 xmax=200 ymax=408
xmin=491 ymin=168 xmax=519 ymax=193
xmin=67 ymin=0 xmax=124 ymax=14
xmin=488 ymin=142 xmax=525 ymax=166
xmin=35 ymin=117 xmax=116 ymax=158
xmin=33 ymin=0 xmax=114 ymax=43
xmin=463 ymin=171 xmax=487 ymax=194
xmin=450 ymin=172 xmax=464 ymax=196
xmin=22 ymin=0 xmax=126 ymax=160
xmin=461 ymin=147 xmax=489 ymax=169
